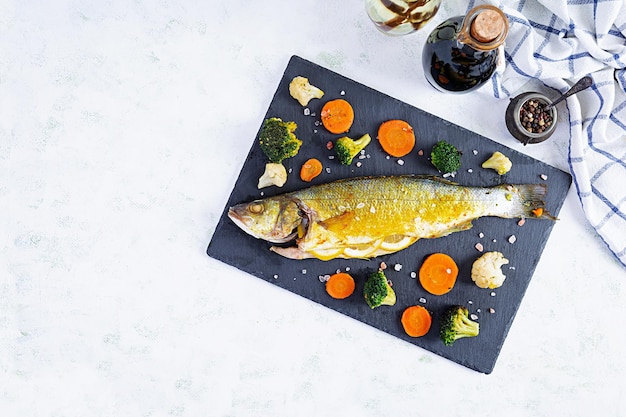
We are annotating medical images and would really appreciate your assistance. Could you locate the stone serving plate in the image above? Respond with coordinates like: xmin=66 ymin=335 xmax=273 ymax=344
xmin=207 ymin=55 xmax=571 ymax=374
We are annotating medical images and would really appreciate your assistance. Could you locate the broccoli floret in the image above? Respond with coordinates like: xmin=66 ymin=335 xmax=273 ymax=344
xmin=430 ymin=140 xmax=462 ymax=174
xmin=258 ymin=117 xmax=302 ymax=164
xmin=363 ymin=269 xmax=396 ymax=309
xmin=440 ymin=305 xmax=480 ymax=346
xmin=335 ymin=134 xmax=372 ymax=165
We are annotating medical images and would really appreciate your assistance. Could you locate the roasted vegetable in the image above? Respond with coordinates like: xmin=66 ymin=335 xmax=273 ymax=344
xmin=258 ymin=163 xmax=288 ymax=189
xmin=321 ymin=99 xmax=354 ymax=134
xmin=364 ymin=269 xmax=396 ymax=309
xmin=258 ymin=117 xmax=302 ymax=164
xmin=289 ymin=76 xmax=324 ymax=106
xmin=482 ymin=151 xmax=512 ymax=175
xmin=377 ymin=119 xmax=415 ymax=157
xmin=430 ymin=140 xmax=462 ymax=174
xmin=335 ymin=134 xmax=371 ymax=165
xmin=471 ymin=251 xmax=509 ymax=289
xmin=440 ymin=305 xmax=480 ymax=346
xmin=325 ymin=272 xmax=355 ymax=299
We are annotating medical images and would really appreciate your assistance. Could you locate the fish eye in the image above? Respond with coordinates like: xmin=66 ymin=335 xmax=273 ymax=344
xmin=248 ymin=203 xmax=264 ymax=214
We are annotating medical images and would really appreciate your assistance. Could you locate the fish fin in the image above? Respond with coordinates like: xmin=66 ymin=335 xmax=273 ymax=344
xmin=515 ymin=184 xmax=557 ymax=220
xmin=270 ymin=246 xmax=313 ymax=260
xmin=421 ymin=175 xmax=459 ymax=185
xmin=433 ymin=220 xmax=474 ymax=238
xmin=318 ymin=211 xmax=356 ymax=233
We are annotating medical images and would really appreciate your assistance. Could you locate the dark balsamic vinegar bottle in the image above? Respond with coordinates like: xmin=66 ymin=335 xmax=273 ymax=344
xmin=422 ymin=5 xmax=509 ymax=93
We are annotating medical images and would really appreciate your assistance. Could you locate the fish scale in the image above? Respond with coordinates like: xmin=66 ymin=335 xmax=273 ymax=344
xmin=228 ymin=175 xmax=553 ymax=260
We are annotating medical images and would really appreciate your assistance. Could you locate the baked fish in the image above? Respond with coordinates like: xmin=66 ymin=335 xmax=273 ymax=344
xmin=228 ymin=175 xmax=554 ymax=260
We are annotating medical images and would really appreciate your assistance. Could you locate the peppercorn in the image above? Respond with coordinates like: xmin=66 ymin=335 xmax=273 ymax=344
xmin=519 ymin=99 xmax=553 ymax=134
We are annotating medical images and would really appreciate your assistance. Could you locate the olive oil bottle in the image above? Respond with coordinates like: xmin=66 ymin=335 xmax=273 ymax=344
xmin=422 ymin=5 xmax=509 ymax=93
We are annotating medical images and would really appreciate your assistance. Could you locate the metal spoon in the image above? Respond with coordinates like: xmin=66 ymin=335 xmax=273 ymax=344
xmin=544 ymin=76 xmax=593 ymax=110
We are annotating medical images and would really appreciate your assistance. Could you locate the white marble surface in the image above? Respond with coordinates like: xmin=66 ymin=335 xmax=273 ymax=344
xmin=2 ymin=1 xmax=625 ymax=416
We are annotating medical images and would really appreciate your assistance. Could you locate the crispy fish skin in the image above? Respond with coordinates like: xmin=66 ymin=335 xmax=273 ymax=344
xmin=228 ymin=175 xmax=554 ymax=260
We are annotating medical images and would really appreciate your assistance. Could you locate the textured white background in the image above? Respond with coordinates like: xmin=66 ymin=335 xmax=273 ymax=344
xmin=1 ymin=0 xmax=625 ymax=416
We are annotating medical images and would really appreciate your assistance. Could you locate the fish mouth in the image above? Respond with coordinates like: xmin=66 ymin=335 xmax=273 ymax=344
xmin=227 ymin=207 xmax=258 ymax=238
xmin=228 ymin=206 xmax=300 ymax=244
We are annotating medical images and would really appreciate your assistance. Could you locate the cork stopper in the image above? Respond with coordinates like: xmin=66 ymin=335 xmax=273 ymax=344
xmin=470 ymin=9 xmax=505 ymax=43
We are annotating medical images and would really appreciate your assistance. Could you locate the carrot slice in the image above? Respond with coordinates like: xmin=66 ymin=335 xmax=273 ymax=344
xmin=300 ymin=158 xmax=323 ymax=182
xmin=325 ymin=272 xmax=355 ymax=299
xmin=419 ymin=253 xmax=459 ymax=296
xmin=401 ymin=305 xmax=432 ymax=337
xmin=377 ymin=119 xmax=415 ymax=157
xmin=321 ymin=99 xmax=354 ymax=134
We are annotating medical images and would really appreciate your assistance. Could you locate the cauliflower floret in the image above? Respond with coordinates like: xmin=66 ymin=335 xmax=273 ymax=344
xmin=289 ymin=76 xmax=324 ymax=106
xmin=471 ymin=251 xmax=509 ymax=289
xmin=482 ymin=151 xmax=512 ymax=175
xmin=258 ymin=163 xmax=287 ymax=189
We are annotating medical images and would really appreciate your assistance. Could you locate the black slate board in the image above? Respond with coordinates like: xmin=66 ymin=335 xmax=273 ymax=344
xmin=207 ymin=55 xmax=571 ymax=374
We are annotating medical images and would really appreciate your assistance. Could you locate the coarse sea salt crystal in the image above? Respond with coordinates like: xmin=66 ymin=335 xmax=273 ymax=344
xmin=508 ymin=235 xmax=517 ymax=244
xmin=394 ymin=263 xmax=402 ymax=271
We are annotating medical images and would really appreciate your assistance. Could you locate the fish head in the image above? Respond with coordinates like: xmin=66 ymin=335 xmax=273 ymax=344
xmin=228 ymin=197 xmax=303 ymax=243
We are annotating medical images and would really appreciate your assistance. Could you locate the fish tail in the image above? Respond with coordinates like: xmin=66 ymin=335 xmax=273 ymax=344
xmin=514 ymin=184 xmax=557 ymax=220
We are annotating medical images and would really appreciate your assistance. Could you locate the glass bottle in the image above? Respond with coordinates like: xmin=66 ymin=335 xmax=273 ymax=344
xmin=422 ymin=5 xmax=509 ymax=93
xmin=365 ymin=0 xmax=442 ymax=36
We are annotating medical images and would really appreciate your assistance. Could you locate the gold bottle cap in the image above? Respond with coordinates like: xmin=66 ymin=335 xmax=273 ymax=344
xmin=470 ymin=9 xmax=505 ymax=43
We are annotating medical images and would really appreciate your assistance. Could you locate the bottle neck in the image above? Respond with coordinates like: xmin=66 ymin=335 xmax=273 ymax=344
xmin=456 ymin=5 xmax=508 ymax=51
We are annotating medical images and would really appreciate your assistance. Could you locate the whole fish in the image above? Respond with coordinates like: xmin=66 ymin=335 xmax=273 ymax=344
xmin=228 ymin=175 xmax=554 ymax=260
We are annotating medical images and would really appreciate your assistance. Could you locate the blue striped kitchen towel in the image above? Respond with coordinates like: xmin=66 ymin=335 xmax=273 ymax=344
xmin=471 ymin=0 xmax=626 ymax=267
